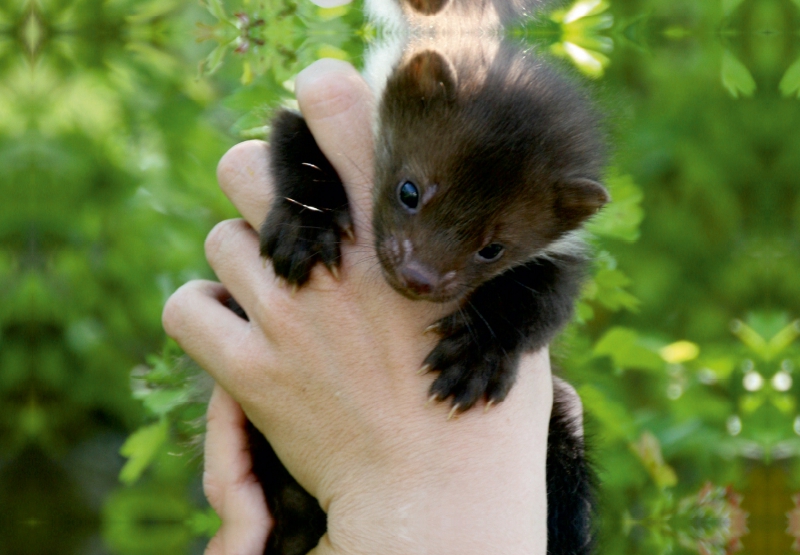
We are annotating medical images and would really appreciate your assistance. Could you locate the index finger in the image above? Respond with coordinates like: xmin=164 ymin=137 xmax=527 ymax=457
xmin=217 ymin=140 xmax=273 ymax=229
xmin=216 ymin=60 xmax=376 ymax=237
xmin=295 ymin=59 xmax=375 ymax=237
xmin=204 ymin=384 xmax=271 ymax=555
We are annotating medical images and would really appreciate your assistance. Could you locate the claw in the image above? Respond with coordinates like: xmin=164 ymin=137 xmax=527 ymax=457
xmin=426 ymin=393 xmax=439 ymax=406
xmin=417 ymin=364 xmax=431 ymax=376
xmin=447 ymin=404 xmax=461 ymax=420
xmin=290 ymin=283 xmax=299 ymax=297
xmin=329 ymin=265 xmax=340 ymax=281
xmin=423 ymin=323 xmax=440 ymax=335
xmin=342 ymin=225 xmax=355 ymax=242
xmin=484 ymin=400 xmax=495 ymax=413
xmin=262 ymin=257 xmax=268 ymax=269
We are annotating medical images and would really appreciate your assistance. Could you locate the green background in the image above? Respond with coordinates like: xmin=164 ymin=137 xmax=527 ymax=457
xmin=1 ymin=0 xmax=798 ymax=553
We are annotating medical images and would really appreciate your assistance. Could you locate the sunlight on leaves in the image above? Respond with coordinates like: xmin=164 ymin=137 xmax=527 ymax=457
xmin=660 ymin=341 xmax=700 ymax=364
xmin=562 ymin=42 xmax=609 ymax=78
xmin=550 ymin=0 xmax=613 ymax=78
xmin=562 ymin=0 xmax=609 ymax=24
xmin=119 ymin=419 xmax=169 ymax=485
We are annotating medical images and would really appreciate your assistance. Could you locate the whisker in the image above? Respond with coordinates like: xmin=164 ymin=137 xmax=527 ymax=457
xmin=510 ymin=279 xmax=539 ymax=296
xmin=276 ymin=224 xmax=338 ymax=232
xmin=465 ymin=299 xmax=498 ymax=342
xmin=467 ymin=300 xmax=511 ymax=363
xmin=284 ymin=197 xmax=328 ymax=213
xmin=458 ymin=305 xmax=479 ymax=346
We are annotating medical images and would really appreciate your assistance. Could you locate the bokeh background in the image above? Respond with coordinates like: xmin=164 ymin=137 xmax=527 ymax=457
xmin=1 ymin=0 xmax=799 ymax=553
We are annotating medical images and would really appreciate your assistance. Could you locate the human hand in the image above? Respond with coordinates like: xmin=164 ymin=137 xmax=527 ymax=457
xmin=202 ymin=384 xmax=271 ymax=555
xmin=164 ymin=59 xmax=552 ymax=555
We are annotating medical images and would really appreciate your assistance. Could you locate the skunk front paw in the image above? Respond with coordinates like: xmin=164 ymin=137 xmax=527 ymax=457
xmin=260 ymin=109 xmax=352 ymax=286
xmin=260 ymin=196 xmax=351 ymax=286
xmin=422 ymin=314 xmax=519 ymax=414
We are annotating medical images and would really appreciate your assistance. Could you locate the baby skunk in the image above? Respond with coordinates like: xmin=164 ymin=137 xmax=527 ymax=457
xmin=254 ymin=41 xmax=606 ymax=555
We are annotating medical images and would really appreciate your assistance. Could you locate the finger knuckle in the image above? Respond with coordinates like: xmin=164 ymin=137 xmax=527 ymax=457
xmin=216 ymin=140 xmax=267 ymax=196
xmin=227 ymin=347 xmax=269 ymax=401
xmin=203 ymin=469 xmax=225 ymax=511
xmin=204 ymin=534 xmax=223 ymax=555
xmin=162 ymin=284 xmax=192 ymax=338
xmin=299 ymin=69 xmax=362 ymax=122
xmin=204 ymin=220 xmax=238 ymax=267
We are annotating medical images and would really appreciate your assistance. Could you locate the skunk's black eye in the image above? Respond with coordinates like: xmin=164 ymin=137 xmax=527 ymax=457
xmin=398 ymin=181 xmax=419 ymax=211
xmin=476 ymin=243 xmax=504 ymax=262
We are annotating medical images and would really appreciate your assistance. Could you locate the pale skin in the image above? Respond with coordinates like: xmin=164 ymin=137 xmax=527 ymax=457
xmin=163 ymin=59 xmax=579 ymax=555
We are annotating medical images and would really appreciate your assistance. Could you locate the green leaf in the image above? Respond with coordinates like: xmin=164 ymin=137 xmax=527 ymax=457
xmin=126 ymin=0 xmax=182 ymax=24
xmin=733 ymin=318 xmax=800 ymax=360
xmin=631 ymin=431 xmax=678 ymax=489
xmin=731 ymin=319 xmax=768 ymax=357
xmin=102 ymin=487 xmax=192 ymax=553
xmin=119 ymin=419 xmax=169 ymax=485
xmin=768 ymin=321 xmax=800 ymax=355
xmin=202 ymin=0 xmax=228 ymax=22
xmin=199 ymin=43 xmax=230 ymax=77
xmin=142 ymin=388 xmax=189 ymax=417
xmin=554 ymin=0 xmax=611 ymax=24
xmin=594 ymin=327 xmax=663 ymax=371
xmin=721 ymin=50 xmax=756 ymax=99
xmin=779 ymin=56 xmax=800 ymax=98
xmin=578 ymin=384 xmax=636 ymax=440
xmin=318 ymin=5 xmax=350 ymax=20
xmin=593 ymin=268 xmax=640 ymax=312
xmin=659 ymin=341 xmax=700 ymax=364
xmin=722 ymin=0 xmax=746 ymax=15
xmin=587 ymin=174 xmax=644 ymax=242
xmin=186 ymin=507 xmax=222 ymax=537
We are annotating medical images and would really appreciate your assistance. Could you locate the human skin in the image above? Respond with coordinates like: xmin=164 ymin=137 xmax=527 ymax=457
xmin=162 ymin=59 xmax=554 ymax=555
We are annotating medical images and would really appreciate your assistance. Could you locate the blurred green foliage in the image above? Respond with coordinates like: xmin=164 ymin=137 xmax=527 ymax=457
xmin=1 ymin=0 xmax=799 ymax=554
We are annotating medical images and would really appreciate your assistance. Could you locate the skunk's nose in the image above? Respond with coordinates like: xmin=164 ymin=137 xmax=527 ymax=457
xmin=398 ymin=262 xmax=439 ymax=296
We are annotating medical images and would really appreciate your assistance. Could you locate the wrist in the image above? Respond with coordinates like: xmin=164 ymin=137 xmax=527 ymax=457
xmin=319 ymin=351 xmax=552 ymax=555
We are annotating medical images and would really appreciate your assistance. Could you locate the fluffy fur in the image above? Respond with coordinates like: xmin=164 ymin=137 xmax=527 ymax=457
xmin=253 ymin=40 xmax=605 ymax=555
xmin=238 ymin=0 xmax=617 ymax=541
xmin=370 ymin=43 xmax=608 ymax=409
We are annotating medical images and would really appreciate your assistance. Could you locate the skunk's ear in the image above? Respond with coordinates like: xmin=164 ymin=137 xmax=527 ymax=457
xmin=555 ymin=178 xmax=610 ymax=227
xmin=399 ymin=50 xmax=457 ymax=102
xmin=406 ymin=0 xmax=449 ymax=15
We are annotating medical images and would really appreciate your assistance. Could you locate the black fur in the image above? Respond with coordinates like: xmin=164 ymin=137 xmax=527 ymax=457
xmin=547 ymin=386 xmax=596 ymax=555
xmin=251 ymin=42 xmax=603 ymax=555
xmin=424 ymin=253 xmax=587 ymax=409
xmin=248 ymin=421 xmax=327 ymax=555
xmin=260 ymin=110 xmax=352 ymax=286
xmin=225 ymin=297 xmax=328 ymax=555
xmin=371 ymin=45 xmax=607 ymax=410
